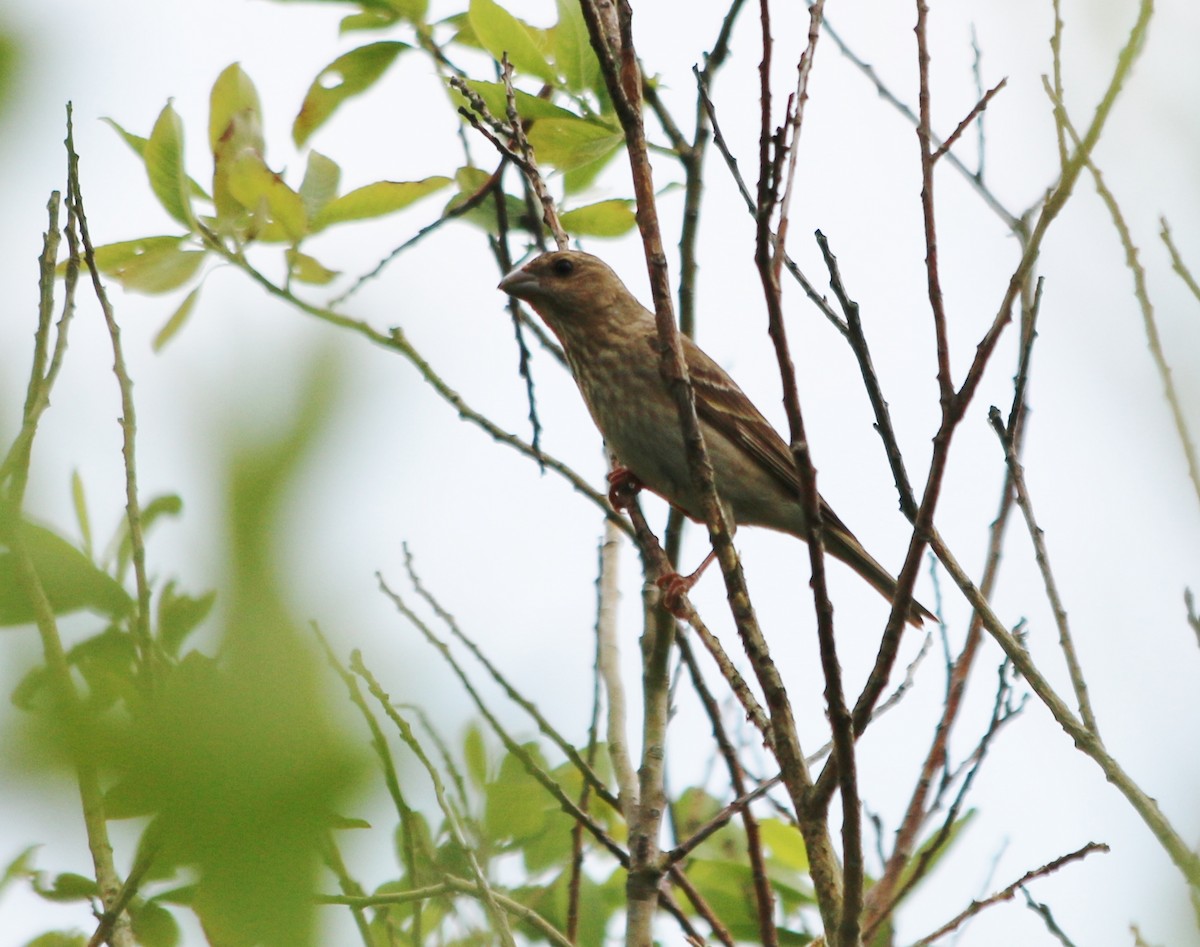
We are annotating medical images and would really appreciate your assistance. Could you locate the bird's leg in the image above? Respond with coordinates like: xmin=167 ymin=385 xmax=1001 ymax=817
xmin=606 ymin=465 xmax=644 ymax=510
xmin=655 ymin=548 xmax=717 ymax=617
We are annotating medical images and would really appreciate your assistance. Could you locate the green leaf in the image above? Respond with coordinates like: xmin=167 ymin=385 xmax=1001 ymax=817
xmin=293 ymin=42 xmax=410 ymax=147
xmin=34 ymin=872 xmax=98 ymax=902
xmin=101 ymin=116 xmax=148 ymax=159
xmin=153 ymin=286 xmax=201 ymax=352
xmin=130 ymin=898 xmax=181 ymax=947
xmin=23 ymin=932 xmax=87 ymax=947
xmin=447 ymin=166 xmax=534 ymax=235
xmin=0 ymin=845 xmax=38 ymax=895
xmin=0 ymin=522 xmax=133 ymax=626
xmin=70 ymin=470 xmax=92 ymax=560
xmin=526 ymin=116 xmax=623 ymax=171
xmin=311 ymin=176 xmax=451 ymax=230
xmin=759 ymin=817 xmax=809 ymax=873
xmin=208 ymin=63 xmax=263 ymax=154
xmin=223 ymin=152 xmax=308 ymax=241
xmin=563 ymin=141 xmax=622 ymax=194
xmin=156 ymin=580 xmax=217 ymax=657
xmin=389 ymin=0 xmax=428 ymax=20
xmin=70 ymin=627 xmax=138 ymax=710
xmin=298 ymin=151 xmax=341 ymax=220
xmin=463 ymin=722 xmax=488 ymax=787
xmin=560 ymin=199 xmax=636 ymax=237
xmin=285 ymin=249 xmax=340 ymax=285
xmin=103 ymin=118 xmax=210 ymax=201
xmin=339 ymin=10 xmax=400 ymax=33
xmin=85 ymin=236 xmax=184 ymax=274
xmin=552 ymin=0 xmax=601 ymax=93
xmin=144 ymin=102 xmax=195 ymax=228
xmin=113 ymin=245 xmax=206 ymax=295
xmin=468 ymin=0 xmax=554 ymax=82
xmin=114 ymin=495 xmax=183 ymax=580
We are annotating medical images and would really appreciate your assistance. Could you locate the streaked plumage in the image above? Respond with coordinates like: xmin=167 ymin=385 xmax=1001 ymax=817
xmin=499 ymin=250 xmax=931 ymax=626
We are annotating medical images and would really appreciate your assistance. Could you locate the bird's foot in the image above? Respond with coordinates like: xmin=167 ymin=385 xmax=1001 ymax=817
xmin=655 ymin=550 xmax=717 ymax=618
xmin=655 ymin=571 xmax=696 ymax=618
xmin=607 ymin=466 xmax=643 ymax=510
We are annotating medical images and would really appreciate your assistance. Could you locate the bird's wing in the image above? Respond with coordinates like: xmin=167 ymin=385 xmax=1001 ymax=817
xmin=682 ymin=334 xmax=859 ymax=537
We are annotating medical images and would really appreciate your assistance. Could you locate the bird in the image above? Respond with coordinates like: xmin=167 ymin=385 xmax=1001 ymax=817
xmin=498 ymin=249 xmax=933 ymax=627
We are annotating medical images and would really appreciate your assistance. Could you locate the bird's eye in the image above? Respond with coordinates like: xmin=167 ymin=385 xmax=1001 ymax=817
xmin=552 ymin=257 xmax=574 ymax=277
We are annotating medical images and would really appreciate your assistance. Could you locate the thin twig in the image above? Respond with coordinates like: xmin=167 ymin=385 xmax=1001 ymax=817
xmin=350 ymin=654 xmax=517 ymax=946
xmin=910 ymin=842 xmax=1108 ymax=946
xmin=197 ymin=228 xmax=632 ymax=537
xmin=931 ymin=78 xmax=1007 ymax=163
xmin=693 ymin=68 xmax=850 ymax=339
xmin=1043 ymin=94 xmax=1200 ymax=510
xmin=988 ymin=407 xmax=1096 ymax=733
xmin=320 ymin=876 xmax=574 ymax=947
xmin=67 ymin=105 xmax=156 ymax=681
xmin=1021 ymin=886 xmax=1080 ymax=947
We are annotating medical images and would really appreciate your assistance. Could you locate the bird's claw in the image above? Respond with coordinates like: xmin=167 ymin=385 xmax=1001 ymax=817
xmin=607 ymin=466 xmax=643 ymax=511
xmin=655 ymin=571 xmax=695 ymax=618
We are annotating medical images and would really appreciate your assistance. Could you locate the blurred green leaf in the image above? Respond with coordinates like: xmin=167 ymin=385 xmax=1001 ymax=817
xmin=468 ymin=0 xmax=554 ymax=82
xmin=0 ymin=29 xmax=18 ymax=119
xmin=0 ymin=522 xmax=132 ymax=626
xmin=156 ymin=580 xmax=216 ymax=657
xmin=311 ymin=176 xmax=451 ymax=230
xmin=526 ymin=116 xmax=622 ymax=171
xmin=463 ymin=722 xmax=487 ymax=787
xmin=33 ymin=872 xmax=98 ymax=902
xmin=298 ymin=151 xmax=341 ymax=220
xmin=208 ymin=63 xmax=263 ymax=154
xmin=484 ymin=746 xmax=546 ymax=844
xmin=293 ymin=42 xmax=410 ymax=146
xmin=130 ymin=898 xmax=181 ymax=947
xmin=759 ymin=817 xmax=809 ymax=873
xmin=144 ymin=103 xmax=196 ymax=228
xmin=560 ymin=198 xmax=635 ymax=237
xmin=0 ymin=845 xmax=38 ymax=895
xmin=339 ymin=10 xmax=400 ymax=33
xmin=102 ymin=119 xmax=210 ymax=200
xmin=115 ymin=245 xmax=206 ymax=295
xmin=70 ymin=471 xmax=92 ymax=561
xmin=223 ymin=151 xmax=308 ymax=241
xmin=23 ymin=933 xmax=87 ymax=947
xmin=109 ymin=355 xmax=365 ymax=946
xmin=112 ymin=494 xmax=182 ymax=583
xmin=152 ymin=286 xmax=202 ymax=353
xmin=70 ymin=626 xmax=137 ymax=709
xmin=562 ymin=141 xmax=622 ymax=193
xmin=286 ymin=249 xmax=340 ymax=285
xmin=389 ymin=0 xmax=428 ymax=20
xmin=552 ymin=0 xmax=601 ymax=93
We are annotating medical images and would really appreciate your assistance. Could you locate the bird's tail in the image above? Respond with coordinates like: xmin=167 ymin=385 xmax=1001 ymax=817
xmin=824 ymin=525 xmax=935 ymax=628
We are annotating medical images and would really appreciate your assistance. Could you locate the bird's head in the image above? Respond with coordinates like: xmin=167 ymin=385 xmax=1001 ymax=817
xmin=498 ymin=250 xmax=639 ymax=332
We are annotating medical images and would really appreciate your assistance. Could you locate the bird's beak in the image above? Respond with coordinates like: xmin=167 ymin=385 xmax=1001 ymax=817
xmin=498 ymin=267 xmax=537 ymax=298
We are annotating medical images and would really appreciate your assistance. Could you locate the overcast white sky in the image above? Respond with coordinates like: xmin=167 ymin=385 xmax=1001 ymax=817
xmin=1 ymin=1 xmax=1199 ymax=944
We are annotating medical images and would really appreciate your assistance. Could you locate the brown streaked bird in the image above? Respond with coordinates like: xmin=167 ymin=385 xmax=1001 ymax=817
xmin=499 ymin=249 xmax=933 ymax=627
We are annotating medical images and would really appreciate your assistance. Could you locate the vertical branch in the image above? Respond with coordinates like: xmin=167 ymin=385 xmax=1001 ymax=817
xmin=914 ymin=0 xmax=954 ymax=406
xmin=663 ymin=0 xmax=749 ymax=569
xmin=65 ymin=107 xmax=157 ymax=683
xmin=1 ymin=139 xmax=134 ymax=947
xmin=597 ymin=514 xmax=639 ymax=813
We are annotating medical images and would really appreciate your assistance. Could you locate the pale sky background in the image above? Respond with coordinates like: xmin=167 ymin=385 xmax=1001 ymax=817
xmin=1 ymin=0 xmax=1199 ymax=945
